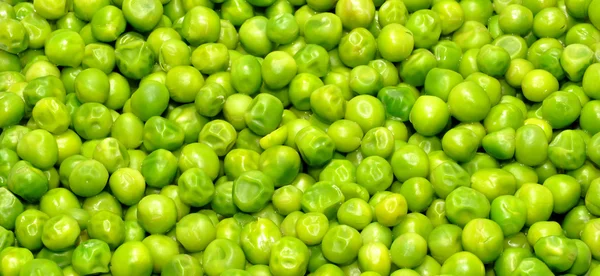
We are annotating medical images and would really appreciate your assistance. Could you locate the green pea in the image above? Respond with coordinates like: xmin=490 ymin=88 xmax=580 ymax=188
xmin=203 ymin=239 xmax=246 ymax=275
xmin=321 ymin=225 xmax=362 ymax=265
xmin=162 ymin=254 xmax=204 ymax=276
xmin=462 ymin=219 xmax=504 ymax=264
xmin=176 ymin=213 xmax=216 ymax=253
xmin=452 ymin=21 xmax=492 ymax=51
xmin=137 ymin=194 xmax=177 ymax=235
xmin=494 ymin=248 xmax=534 ymax=275
xmin=69 ymin=159 xmax=109 ymax=197
xmin=301 ymin=181 xmax=344 ymax=220
xmin=272 ymin=185 xmax=303 ymax=215
xmin=516 ymin=183 xmax=554 ymax=226
xmin=445 ymin=186 xmax=490 ymax=228
xmin=230 ymin=170 xmax=274 ymax=213
xmin=259 ymin=145 xmax=301 ymax=187
xmin=231 ymin=55 xmax=262 ymax=96
xmin=440 ymin=251 xmax=485 ymax=275
xmin=0 ymin=92 xmax=24 ymax=129
xmin=114 ymin=41 xmax=155 ymax=80
xmin=239 ymin=16 xmax=272 ymax=57
xmin=141 ymin=149 xmax=178 ymax=188
xmin=267 ymin=13 xmax=299 ymax=45
xmin=269 ymin=237 xmax=310 ymax=275
xmin=409 ymin=95 xmax=449 ymax=136
xmin=338 ymin=28 xmax=377 ymax=68
xmin=534 ymin=235 xmax=577 ymax=272
xmin=130 ymin=81 xmax=169 ymax=121
xmin=548 ymin=130 xmax=586 ymax=170
xmin=110 ymin=242 xmax=153 ymax=276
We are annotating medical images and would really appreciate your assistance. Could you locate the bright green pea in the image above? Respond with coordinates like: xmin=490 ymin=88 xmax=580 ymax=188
xmin=462 ymin=218 xmax=504 ymax=264
xmin=441 ymin=127 xmax=479 ymax=163
xmin=269 ymin=237 xmax=310 ymax=275
xmin=176 ymin=213 xmax=216 ymax=253
xmin=405 ymin=10 xmax=441 ymax=49
xmin=230 ymin=55 xmax=262 ymax=96
xmin=239 ymin=16 xmax=272 ymax=57
xmin=110 ymin=241 xmax=153 ymax=276
xmin=0 ymin=92 xmax=24 ymax=129
xmin=321 ymin=225 xmax=362 ymax=265
xmin=267 ymin=13 xmax=299 ymax=45
xmin=338 ymin=28 xmax=377 ymax=67
xmin=14 ymin=209 xmax=47 ymax=251
xmin=565 ymin=23 xmax=600 ymax=47
xmin=272 ymin=185 xmax=303 ymax=215
xmin=391 ymin=145 xmax=429 ymax=182
xmin=390 ymin=232 xmax=427 ymax=269
xmin=426 ymin=199 xmax=449 ymax=227
xmin=68 ymin=159 xmax=108 ymax=198
xmin=326 ymin=120 xmax=363 ymax=153
xmin=548 ymin=130 xmax=586 ymax=170
xmin=114 ymin=40 xmax=155 ymax=80
xmin=447 ymin=81 xmax=491 ymax=122
xmin=440 ymin=251 xmax=485 ymax=275
xmin=87 ymin=211 xmax=125 ymax=250
xmin=399 ymin=177 xmax=434 ymax=213
xmin=445 ymin=187 xmax=490 ymax=227
xmin=452 ymin=21 xmax=492 ymax=51
xmin=409 ymin=95 xmax=449 ymax=136
xmin=543 ymin=174 xmax=581 ymax=215
xmin=515 ymin=183 xmax=554 ymax=226
xmin=41 ymin=214 xmax=80 ymax=251
xmin=259 ymin=145 xmax=301 ymax=187
xmin=432 ymin=40 xmax=463 ymax=72
xmin=203 ymin=239 xmax=246 ymax=275
xmin=162 ymin=254 xmax=204 ymax=276
xmin=356 ymin=156 xmax=394 ymax=195
xmin=158 ymin=40 xmax=191 ymax=71
xmin=241 ymin=218 xmax=281 ymax=264
xmin=494 ymin=247 xmax=534 ymax=275
xmin=136 ymin=194 xmax=177 ymax=235
xmin=534 ymin=235 xmax=577 ymax=273
xmin=141 ymin=149 xmax=178 ymax=189
xmin=232 ymin=170 xmax=274 ymax=213
xmin=335 ymin=0 xmax=375 ymax=29
xmin=108 ymin=168 xmax=145 ymax=206
xmin=490 ymin=195 xmax=527 ymax=237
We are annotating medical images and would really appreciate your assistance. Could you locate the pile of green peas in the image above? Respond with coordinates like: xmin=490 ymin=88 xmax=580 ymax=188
xmin=1 ymin=0 xmax=600 ymax=274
